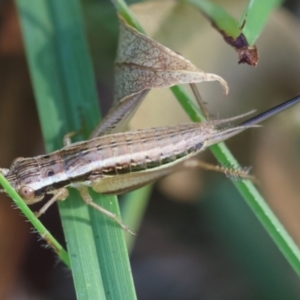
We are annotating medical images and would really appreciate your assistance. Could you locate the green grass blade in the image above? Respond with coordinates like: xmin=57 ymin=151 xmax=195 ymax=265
xmin=239 ymin=0 xmax=283 ymax=45
xmin=183 ymin=0 xmax=240 ymax=38
xmin=15 ymin=0 xmax=136 ymax=299
xmin=111 ymin=0 xmax=145 ymax=33
xmin=183 ymin=0 xmax=283 ymax=65
xmin=0 ymin=174 xmax=70 ymax=266
xmin=210 ymin=144 xmax=300 ymax=275
xmin=184 ymin=0 xmax=282 ymax=45
xmin=121 ymin=185 xmax=152 ymax=252
xmin=113 ymin=0 xmax=300 ymax=277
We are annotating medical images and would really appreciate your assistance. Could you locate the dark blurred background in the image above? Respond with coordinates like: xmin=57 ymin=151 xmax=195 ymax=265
xmin=1 ymin=0 xmax=300 ymax=299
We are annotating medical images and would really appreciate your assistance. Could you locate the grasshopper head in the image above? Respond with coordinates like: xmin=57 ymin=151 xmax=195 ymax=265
xmin=0 ymin=158 xmax=44 ymax=204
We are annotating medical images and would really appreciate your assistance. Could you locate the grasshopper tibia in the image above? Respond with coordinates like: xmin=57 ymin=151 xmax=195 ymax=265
xmin=78 ymin=186 xmax=135 ymax=236
xmin=183 ymin=159 xmax=257 ymax=182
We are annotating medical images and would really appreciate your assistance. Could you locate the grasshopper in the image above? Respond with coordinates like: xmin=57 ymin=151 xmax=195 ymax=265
xmin=0 ymin=94 xmax=300 ymax=234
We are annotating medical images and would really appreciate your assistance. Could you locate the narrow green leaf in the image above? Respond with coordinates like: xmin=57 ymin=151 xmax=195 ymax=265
xmin=184 ymin=0 xmax=283 ymax=43
xmin=0 ymin=174 xmax=70 ymax=267
xmin=184 ymin=0 xmax=240 ymax=38
xmin=183 ymin=0 xmax=283 ymax=65
xmin=239 ymin=0 xmax=283 ymax=45
xmin=111 ymin=0 xmax=145 ymax=34
xmin=121 ymin=186 xmax=152 ymax=252
xmin=15 ymin=0 xmax=136 ymax=299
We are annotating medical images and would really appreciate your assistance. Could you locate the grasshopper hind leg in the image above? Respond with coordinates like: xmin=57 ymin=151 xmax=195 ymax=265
xmin=183 ymin=159 xmax=256 ymax=182
xmin=78 ymin=186 xmax=135 ymax=235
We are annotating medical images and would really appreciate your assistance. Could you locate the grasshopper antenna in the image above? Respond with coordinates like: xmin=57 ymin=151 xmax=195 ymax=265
xmin=239 ymin=95 xmax=300 ymax=127
xmin=205 ymin=95 xmax=300 ymax=146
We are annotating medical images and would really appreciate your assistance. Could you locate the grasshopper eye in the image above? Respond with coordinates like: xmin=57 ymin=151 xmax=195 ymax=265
xmin=18 ymin=186 xmax=35 ymax=200
xmin=47 ymin=169 xmax=54 ymax=177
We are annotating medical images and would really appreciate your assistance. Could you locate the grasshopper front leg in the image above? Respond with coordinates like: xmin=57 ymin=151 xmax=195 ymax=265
xmin=34 ymin=188 xmax=69 ymax=217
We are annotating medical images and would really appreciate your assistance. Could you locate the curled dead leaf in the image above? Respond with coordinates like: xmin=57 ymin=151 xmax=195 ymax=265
xmin=96 ymin=14 xmax=229 ymax=137
xmin=114 ymin=15 xmax=229 ymax=102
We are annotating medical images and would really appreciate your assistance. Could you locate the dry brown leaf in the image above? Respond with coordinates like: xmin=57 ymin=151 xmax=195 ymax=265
xmin=114 ymin=15 xmax=228 ymax=102
xmin=97 ymin=13 xmax=229 ymax=137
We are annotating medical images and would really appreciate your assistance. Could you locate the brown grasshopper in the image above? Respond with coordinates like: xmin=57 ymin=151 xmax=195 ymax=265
xmin=1 ymin=94 xmax=300 ymax=234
